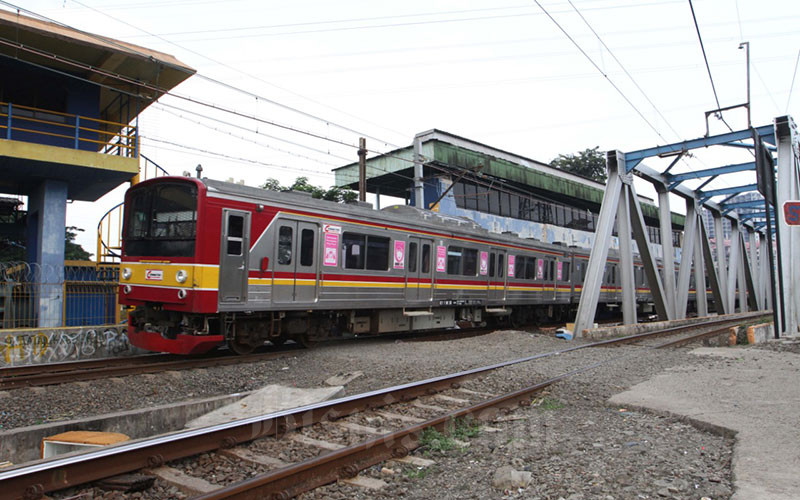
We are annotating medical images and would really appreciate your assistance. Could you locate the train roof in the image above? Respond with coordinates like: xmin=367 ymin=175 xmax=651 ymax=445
xmin=202 ymin=178 xmax=588 ymax=256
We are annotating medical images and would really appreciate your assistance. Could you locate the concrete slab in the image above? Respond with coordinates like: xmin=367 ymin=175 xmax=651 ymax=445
xmin=148 ymin=466 xmax=217 ymax=495
xmin=185 ymin=385 xmax=344 ymax=429
xmin=610 ymin=347 xmax=800 ymax=500
xmin=325 ymin=371 xmax=363 ymax=386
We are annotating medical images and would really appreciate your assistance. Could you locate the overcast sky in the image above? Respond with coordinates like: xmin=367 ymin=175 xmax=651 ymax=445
xmin=5 ymin=0 xmax=799 ymax=254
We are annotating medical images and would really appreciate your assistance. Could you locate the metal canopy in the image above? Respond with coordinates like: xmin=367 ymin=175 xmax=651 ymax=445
xmin=573 ymin=117 xmax=798 ymax=338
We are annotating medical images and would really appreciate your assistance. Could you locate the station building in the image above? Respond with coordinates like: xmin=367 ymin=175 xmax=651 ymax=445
xmin=0 ymin=10 xmax=194 ymax=327
xmin=334 ymin=129 xmax=684 ymax=258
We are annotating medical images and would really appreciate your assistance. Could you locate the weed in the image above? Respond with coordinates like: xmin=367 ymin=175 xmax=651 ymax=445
xmin=533 ymin=397 xmax=565 ymax=410
xmin=419 ymin=417 xmax=482 ymax=455
xmin=404 ymin=466 xmax=430 ymax=479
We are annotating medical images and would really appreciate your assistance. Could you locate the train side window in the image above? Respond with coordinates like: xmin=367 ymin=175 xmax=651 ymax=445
xmin=300 ymin=228 xmax=314 ymax=266
xmin=562 ymin=262 xmax=570 ymax=281
xmin=447 ymin=246 xmax=463 ymax=275
xmin=525 ymin=257 xmax=536 ymax=280
xmin=366 ymin=236 xmax=390 ymax=270
xmin=408 ymin=242 xmax=418 ymax=273
xmin=514 ymin=256 xmax=525 ymax=279
xmin=463 ymin=248 xmax=478 ymax=276
xmin=343 ymin=232 xmax=365 ymax=269
xmin=549 ymin=261 xmax=555 ymax=281
xmin=489 ymin=253 xmax=496 ymax=278
xmin=276 ymin=225 xmax=292 ymax=263
xmin=498 ymin=254 xmax=504 ymax=278
xmin=421 ymin=244 xmax=431 ymax=273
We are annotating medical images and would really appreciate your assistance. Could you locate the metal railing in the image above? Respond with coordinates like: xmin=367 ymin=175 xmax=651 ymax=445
xmin=0 ymin=261 xmax=120 ymax=330
xmin=0 ymin=100 xmax=138 ymax=158
xmin=96 ymin=154 xmax=170 ymax=263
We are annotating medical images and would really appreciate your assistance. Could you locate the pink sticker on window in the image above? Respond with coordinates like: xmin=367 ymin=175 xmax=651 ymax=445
xmin=507 ymin=255 xmax=515 ymax=277
xmin=323 ymin=233 xmax=339 ymax=267
xmin=436 ymin=245 xmax=447 ymax=272
xmin=479 ymin=251 xmax=488 ymax=275
xmin=393 ymin=240 xmax=406 ymax=269
xmin=537 ymin=259 xmax=544 ymax=279
xmin=557 ymin=261 xmax=563 ymax=281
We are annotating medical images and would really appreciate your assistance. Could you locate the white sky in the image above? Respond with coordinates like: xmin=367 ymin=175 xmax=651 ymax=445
xmin=6 ymin=0 xmax=800 ymax=254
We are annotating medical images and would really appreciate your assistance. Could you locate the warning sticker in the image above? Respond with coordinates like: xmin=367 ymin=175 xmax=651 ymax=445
xmin=323 ymin=233 xmax=339 ymax=266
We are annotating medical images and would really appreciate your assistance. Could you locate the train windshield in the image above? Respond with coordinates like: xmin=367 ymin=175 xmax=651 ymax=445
xmin=124 ymin=182 xmax=198 ymax=257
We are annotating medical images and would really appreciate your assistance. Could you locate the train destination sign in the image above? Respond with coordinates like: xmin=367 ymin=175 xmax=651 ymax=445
xmin=784 ymin=201 xmax=800 ymax=226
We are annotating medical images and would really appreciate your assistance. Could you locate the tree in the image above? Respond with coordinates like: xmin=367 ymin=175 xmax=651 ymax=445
xmin=0 ymin=226 xmax=92 ymax=262
xmin=262 ymin=177 xmax=358 ymax=203
xmin=550 ymin=147 xmax=607 ymax=183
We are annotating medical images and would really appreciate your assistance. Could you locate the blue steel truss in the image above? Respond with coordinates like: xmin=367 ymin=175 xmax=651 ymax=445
xmin=625 ymin=124 xmax=775 ymax=171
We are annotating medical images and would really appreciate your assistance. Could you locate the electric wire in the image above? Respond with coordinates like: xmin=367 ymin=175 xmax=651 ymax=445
xmin=531 ymin=0 xmax=669 ymax=145
xmin=566 ymin=0 xmax=682 ymax=141
xmin=786 ymin=49 xmax=800 ymax=112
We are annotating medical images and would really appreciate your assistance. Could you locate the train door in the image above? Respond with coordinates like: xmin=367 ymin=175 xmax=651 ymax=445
xmin=405 ymin=237 xmax=433 ymax=302
xmin=488 ymin=248 xmax=507 ymax=301
xmin=219 ymin=209 xmax=250 ymax=303
xmin=272 ymin=220 xmax=319 ymax=304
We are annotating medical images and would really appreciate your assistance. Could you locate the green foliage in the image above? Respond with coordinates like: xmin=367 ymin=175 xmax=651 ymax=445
xmin=404 ymin=466 xmax=431 ymax=479
xmin=534 ymin=397 xmax=565 ymax=411
xmin=0 ymin=226 xmax=92 ymax=262
xmin=550 ymin=146 xmax=607 ymax=183
xmin=419 ymin=417 xmax=482 ymax=455
xmin=261 ymin=176 xmax=357 ymax=203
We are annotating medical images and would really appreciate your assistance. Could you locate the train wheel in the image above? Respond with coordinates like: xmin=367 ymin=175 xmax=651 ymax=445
xmin=228 ymin=336 xmax=257 ymax=355
xmin=296 ymin=334 xmax=317 ymax=349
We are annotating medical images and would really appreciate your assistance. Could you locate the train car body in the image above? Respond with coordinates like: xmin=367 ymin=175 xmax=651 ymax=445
xmin=119 ymin=176 xmax=687 ymax=355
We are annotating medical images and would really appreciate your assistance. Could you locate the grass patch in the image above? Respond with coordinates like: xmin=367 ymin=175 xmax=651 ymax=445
xmin=533 ymin=396 xmax=565 ymax=410
xmin=404 ymin=466 xmax=431 ymax=479
xmin=419 ymin=417 xmax=482 ymax=455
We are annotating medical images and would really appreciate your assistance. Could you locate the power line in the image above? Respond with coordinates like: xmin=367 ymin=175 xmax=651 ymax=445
xmin=531 ymin=0 xmax=669 ymax=144
xmin=566 ymin=0 xmax=681 ymax=140
xmin=786 ymin=49 xmax=800 ymax=112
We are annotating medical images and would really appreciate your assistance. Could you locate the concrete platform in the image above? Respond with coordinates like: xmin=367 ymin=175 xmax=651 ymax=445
xmin=610 ymin=346 xmax=800 ymax=500
xmin=186 ymin=385 xmax=344 ymax=429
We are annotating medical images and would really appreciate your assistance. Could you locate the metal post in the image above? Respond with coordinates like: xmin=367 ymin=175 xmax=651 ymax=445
xmin=747 ymin=227 xmax=760 ymax=307
xmin=413 ymin=134 xmax=425 ymax=209
xmin=657 ymin=185 xmax=677 ymax=317
xmin=676 ymin=200 xmax=697 ymax=318
xmin=375 ymin=187 xmax=381 ymax=210
xmin=775 ymin=116 xmax=799 ymax=334
xmin=694 ymin=217 xmax=708 ymax=316
xmin=629 ymin=182 xmax=670 ymax=321
xmin=726 ymin=221 xmax=741 ymax=312
xmin=699 ymin=221 xmax=726 ymax=314
xmin=617 ymin=186 xmax=636 ymax=325
xmin=6 ymin=102 xmax=11 ymax=140
xmin=358 ymin=137 xmax=367 ymax=202
xmin=712 ymin=211 xmax=728 ymax=302
xmin=739 ymin=42 xmax=751 ymax=128
xmin=759 ymin=232 xmax=771 ymax=311
xmin=74 ymin=116 xmax=81 ymax=150
xmin=573 ymin=151 xmax=625 ymax=336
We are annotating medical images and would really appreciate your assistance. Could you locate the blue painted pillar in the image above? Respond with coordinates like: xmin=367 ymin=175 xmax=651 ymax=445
xmin=26 ymin=179 xmax=67 ymax=327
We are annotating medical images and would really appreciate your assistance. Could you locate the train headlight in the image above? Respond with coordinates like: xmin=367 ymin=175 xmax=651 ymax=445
xmin=123 ymin=285 xmax=132 ymax=294
xmin=122 ymin=267 xmax=132 ymax=280
xmin=178 ymin=289 xmax=187 ymax=299
xmin=176 ymin=269 xmax=188 ymax=284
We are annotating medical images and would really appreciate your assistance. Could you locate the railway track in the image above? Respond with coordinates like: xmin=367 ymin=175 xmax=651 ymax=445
xmin=0 ymin=312 xmax=767 ymax=499
xmin=0 ymin=347 xmax=301 ymax=391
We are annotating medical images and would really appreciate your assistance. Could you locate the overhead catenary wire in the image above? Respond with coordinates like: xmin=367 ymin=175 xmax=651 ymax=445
xmin=531 ymin=0 xmax=669 ymax=145
xmin=0 ymin=0 xmax=407 ymax=148
xmin=786 ymin=49 xmax=800 ymax=112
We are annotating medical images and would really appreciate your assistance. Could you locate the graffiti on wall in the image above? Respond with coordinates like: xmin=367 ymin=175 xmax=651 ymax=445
xmin=0 ymin=325 xmax=138 ymax=366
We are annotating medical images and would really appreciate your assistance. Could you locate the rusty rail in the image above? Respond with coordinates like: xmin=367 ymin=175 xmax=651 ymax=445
xmin=0 ymin=312 xmax=767 ymax=499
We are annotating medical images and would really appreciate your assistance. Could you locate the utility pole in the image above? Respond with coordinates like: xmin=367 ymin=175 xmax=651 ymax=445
xmin=739 ymin=41 xmax=751 ymax=127
xmin=358 ymin=137 xmax=367 ymax=202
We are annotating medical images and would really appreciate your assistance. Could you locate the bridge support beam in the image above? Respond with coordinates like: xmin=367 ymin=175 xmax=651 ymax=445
xmin=657 ymin=185 xmax=677 ymax=318
xmin=676 ymin=199 xmax=698 ymax=318
xmin=775 ymin=116 xmax=800 ymax=335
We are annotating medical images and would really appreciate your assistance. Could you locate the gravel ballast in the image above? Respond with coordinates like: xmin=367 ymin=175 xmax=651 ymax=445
xmin=3 ymin=329 xmax=748 ymax=499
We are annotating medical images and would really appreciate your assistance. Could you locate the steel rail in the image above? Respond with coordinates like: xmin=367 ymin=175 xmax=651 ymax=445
xmin=654 ymin=326 xmax=734 ymax=349
xmin=0 ymin=349 xmax=300 ymax=390
xmin=0 ymin=312 xmax=767 ymax=498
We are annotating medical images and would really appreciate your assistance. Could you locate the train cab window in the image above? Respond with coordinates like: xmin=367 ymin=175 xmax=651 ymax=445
xmin=408 ymin=242 xmax=418 ymax=273
xmin=447 ymin=246 xmax=463 ymax=275
xmin=497 ymin=254 xmax=504 ymax=278
xmin=366 ymin=236 xmax=390 ymax=270
xmin=343 ymin=233 xmax=365 ymax=269
xmin=277 ymin=226 xmax=292 ymax=264
xmin=489 ymin=253 xmax=496 ymax=277
xmin=300 ymin=228 xmax=314 ymax=266
xmin=421 ymin=244 xmax=431 ymax=273
xmin=463 ymin=248 xmax=478 ymax=276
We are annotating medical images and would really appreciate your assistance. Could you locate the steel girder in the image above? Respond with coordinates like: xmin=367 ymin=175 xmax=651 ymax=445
xmin=775 ymin=116 xmax=800 ymax=336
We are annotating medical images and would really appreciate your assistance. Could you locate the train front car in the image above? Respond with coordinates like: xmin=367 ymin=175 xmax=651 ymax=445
xmin=119 ymin=177 xmax=222 ymax=354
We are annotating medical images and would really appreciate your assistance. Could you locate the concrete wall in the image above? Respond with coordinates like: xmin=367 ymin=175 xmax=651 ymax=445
xmin=0 ymin=392 xmax=250 ymax=464
xmin=0 ymin=324 xmax=144 ymax=366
